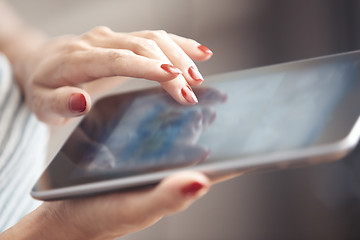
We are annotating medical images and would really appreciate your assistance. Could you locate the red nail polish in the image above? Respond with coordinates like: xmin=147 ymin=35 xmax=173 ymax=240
xmin=69 ymin=93 xmax=87 ymax=113
xmin=181 ymin=181 xmax=204 ymax=196
xmin=161 ymin=64 xmax=182 ymax=74
xmin=188 ymin=66 xmax=204 ymax=82
xmin=181 ymin=86 xmax=198 ymax=104
xmin=198 ymin=45 xmax=213 ymax=55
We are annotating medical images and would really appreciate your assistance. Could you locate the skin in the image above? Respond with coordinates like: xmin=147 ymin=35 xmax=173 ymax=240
xmin=5 ymin=26 xmax=212 ymax=125
xmin=0 ymin=1 xmax=232 ymax=239
xmin=2 ymin=171 xmax=211 ymax=240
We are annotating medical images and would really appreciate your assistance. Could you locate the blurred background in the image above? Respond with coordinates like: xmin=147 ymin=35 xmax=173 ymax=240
xmin=9 ymin=0 xmax=360 ymax=239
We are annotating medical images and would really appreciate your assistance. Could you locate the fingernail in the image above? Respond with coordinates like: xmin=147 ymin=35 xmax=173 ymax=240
xmin=198 ymin=45 xmax=213 ymax=55
xmin=181 ymin=181 xmax=205 ymax=196
xmin=188 ymin=66 xmax=204 ymax=82
xmin=69 ymin=93 xmax=87 ymax=113
xmin=181 ymin=85 xmax=198 ymax=104
xmin=161 ymin=64 xmax=182 ymax=74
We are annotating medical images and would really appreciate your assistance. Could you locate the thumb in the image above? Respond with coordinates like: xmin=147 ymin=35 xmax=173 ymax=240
xmin=105 ymin=171 xmax=211 ymax=236
xmin=49 ymin=171 xmax=211 ymax=239
xmin=131 ymin=171 xmax=211 ymax=225
xmin=30 ymin=85 xmax=91 ymax=125
xmin=152 ymin=171 xmax=211 ymax=215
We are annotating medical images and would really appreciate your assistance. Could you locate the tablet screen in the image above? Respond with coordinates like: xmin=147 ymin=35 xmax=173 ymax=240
xmin=41 ymin=52 xmax=360 ymax=189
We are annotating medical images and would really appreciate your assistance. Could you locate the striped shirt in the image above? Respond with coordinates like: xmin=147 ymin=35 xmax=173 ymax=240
xmin=0 ymin=53 xmax=49 ymax=232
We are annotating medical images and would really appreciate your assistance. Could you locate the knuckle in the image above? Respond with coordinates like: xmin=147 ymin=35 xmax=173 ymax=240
xmin=80 ymin=26 xmax=114 ymax=45
xmin=28 ymin=94 xmax=46 ymax=121
xmin=145 ymin=30 xmax=168 ymax=40
xmin=134 ymin=38 xmax=158 ymax=53
xmin=34 ymin=112 xmax=47 ymax=123
xmin=92 ymin=26 xmax=113 ymax=35
xmin=81 ymin=26 xmax=113 ymax=42
xmin=107 ymin=49 xmax=133 ymax=62
xmin=64 ymin=40 xmax=89 ymax=53
xmin=28 ymin=97 xmax=40 ymax=115
xmin=80 ymin=32 xmax=94 ymax=42
xmin=80 ymin=26 xmax=113 ymax=41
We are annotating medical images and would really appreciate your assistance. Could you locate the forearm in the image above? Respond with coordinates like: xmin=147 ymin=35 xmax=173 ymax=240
xmin=0 ymin=0 xmax=46 ymax=91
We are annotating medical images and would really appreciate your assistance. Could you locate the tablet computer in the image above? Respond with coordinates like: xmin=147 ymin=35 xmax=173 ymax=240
xmin=32 ymin=50 xmax=360 ymax=201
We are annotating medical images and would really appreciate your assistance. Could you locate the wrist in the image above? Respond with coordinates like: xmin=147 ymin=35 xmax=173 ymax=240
xmin=1 ymin=202 xmax=91 ymax=240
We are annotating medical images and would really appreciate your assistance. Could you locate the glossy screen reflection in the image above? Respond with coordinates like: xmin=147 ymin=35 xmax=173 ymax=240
xmin=66 ymin=59 xmax=359 ymax=179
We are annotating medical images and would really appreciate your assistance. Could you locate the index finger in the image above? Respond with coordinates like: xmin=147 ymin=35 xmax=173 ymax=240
xmin=37 ymin=47 xmax=182 ymax=88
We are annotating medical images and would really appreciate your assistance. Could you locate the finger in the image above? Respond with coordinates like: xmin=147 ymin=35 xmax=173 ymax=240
xmin=169 ymin=33 xmax=213 ymax=61
xmin=157 ymin=79 xmax=197 ymax=105
xmin=84 ymin=29 xmax=204 ymax=86
xmin=30 ymin=85 xmax=91 ymax=125
xmin=47 ymin=172 xmax=210 ymax=239
xmin=131 ymin=30 xmax=205 ymax=87
xmin=101 ymin=33 xmax=201 ymax=104
xmin=151 ymin=171 xmax=210 ymax=214
xmin=80 ymin=29 xmax=189 ymax=88
xmin=82 ymin=28 xmax=177 ymax=73
xmin=126 ymin=171 xmax=211 ymax=224
xmin=85 ymin=31 xmax=171 ymax=65
xmin=81 ymin=171 xmax=211 ymax=236
xmin=82 ymin=30 xmax=201 ymax=105
xmin=45 ymin=47 xmax=182 ymax=87
xmin=82 ymin=27 xmax=212 ymax=62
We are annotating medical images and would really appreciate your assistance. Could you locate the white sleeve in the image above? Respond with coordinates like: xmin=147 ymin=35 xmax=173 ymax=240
xmin=0 ymin=53 xmax=49 ymax=232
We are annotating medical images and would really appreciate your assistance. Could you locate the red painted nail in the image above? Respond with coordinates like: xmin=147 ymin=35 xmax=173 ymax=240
xmin=188 ymin=66 xmax=204 ymax=82
xmin=181 ymin=85 xmax=198 ymax=104
xmin=161 ymin=64 xmax=182 ymax=74
xmin=181 ymin=181 xmax=204 ymax=196
xmin=198 ymin=45 xmax=213 ymax=55
xmin=69 ymin=93 xmax=87 ymax=113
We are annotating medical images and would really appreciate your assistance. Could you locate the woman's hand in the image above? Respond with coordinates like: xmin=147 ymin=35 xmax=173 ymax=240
xmin=2 ymin=171 xmax=211 ymax=240
xmin=16 ymin=27 xmax=213 ymax=125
